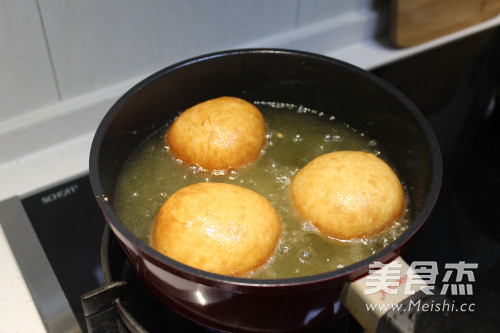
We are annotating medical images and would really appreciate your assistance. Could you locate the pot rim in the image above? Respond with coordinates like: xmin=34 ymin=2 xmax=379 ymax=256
xmin=89 ymin=48 xmax=443 ymax=289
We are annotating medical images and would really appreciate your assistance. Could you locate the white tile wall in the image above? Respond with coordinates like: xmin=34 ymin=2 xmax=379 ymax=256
xmin=37 ymin=0 xmax=298 ymax=101
xmin=1 ymin=0 xmax=363 ymax=126
xmin=0 ymin=0 xmax=59 ymax=123
xmin=297 ymin=0 xmax=361 ymax=25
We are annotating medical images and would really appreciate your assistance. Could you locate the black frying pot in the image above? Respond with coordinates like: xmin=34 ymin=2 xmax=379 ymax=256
xmin=89 ymin=49 xmax=442 ymax=332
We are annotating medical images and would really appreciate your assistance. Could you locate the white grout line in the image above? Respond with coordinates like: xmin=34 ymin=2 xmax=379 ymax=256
xmin=35 ymin=0 xmax=61 ymax=101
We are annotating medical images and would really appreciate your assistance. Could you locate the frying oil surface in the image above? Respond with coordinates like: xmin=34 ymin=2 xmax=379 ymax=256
xmin=114 ymin=102 xmax=409 ymax=278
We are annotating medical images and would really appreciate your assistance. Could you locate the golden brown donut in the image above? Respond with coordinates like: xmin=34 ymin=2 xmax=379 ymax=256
xmin=152 ymin=182 xmax=281 ymax=276
xmin=290 ymin=151 xmax=405 ymax=240
xmin=166 ymin=96 xmax=267 ymax=172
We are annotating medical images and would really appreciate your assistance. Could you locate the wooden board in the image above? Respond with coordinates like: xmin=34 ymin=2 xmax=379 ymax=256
xmin=391 ymin=0 xmax=500 ymax=47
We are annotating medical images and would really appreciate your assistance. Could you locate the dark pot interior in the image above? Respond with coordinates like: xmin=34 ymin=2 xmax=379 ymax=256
xmin=89 ymin=48 xmax=442 ymax=332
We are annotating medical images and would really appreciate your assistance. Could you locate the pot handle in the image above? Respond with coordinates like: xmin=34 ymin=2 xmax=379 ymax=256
xmin=340 ymin=256 xmax=477 ymax=333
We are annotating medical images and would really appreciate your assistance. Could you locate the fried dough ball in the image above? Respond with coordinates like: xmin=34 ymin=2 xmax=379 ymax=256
xmin=166 ymin=96 xmax=267 ymax=172
xmin=290 ymin=151 xmax=405 ymax=240
xmin=152 ymin=182 xmax=281 ymax=276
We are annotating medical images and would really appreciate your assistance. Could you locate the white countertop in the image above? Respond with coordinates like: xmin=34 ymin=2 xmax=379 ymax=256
xmin=0 ymin=224 xmax=46 ymax=333
xmin=1 ymin=14 xmax=500 ymax=332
